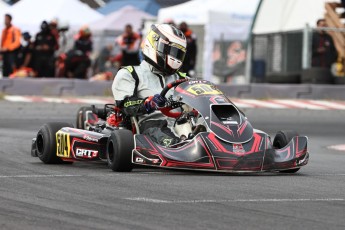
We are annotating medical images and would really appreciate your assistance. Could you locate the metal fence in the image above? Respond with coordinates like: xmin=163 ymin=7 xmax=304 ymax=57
xmin=250 ymin=27 xmax=345 ymax=84
xmin=251 ymin=30 xmax=303 ymax=82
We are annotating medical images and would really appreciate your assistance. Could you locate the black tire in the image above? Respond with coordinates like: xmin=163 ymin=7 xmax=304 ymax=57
xmin=36 ymin=122 xmax=73 ymax=164
xmin=106 ymin=129 xmax=134 ymax=172
xmin=273 ymin=130 xmax=300 ymax=173
xmin=76 ymin=106 xmax=93 ymax=130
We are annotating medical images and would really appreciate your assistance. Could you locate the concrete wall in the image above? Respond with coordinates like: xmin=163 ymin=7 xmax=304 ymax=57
xmin=1 ymin=78 xmax=345 ymax=99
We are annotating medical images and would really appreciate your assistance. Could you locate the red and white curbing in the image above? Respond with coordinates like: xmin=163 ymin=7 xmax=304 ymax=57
xmin=328 ymin=145 xmax=345 ymax=152
xmin=3 ymin=95 xmax=345 ymax=110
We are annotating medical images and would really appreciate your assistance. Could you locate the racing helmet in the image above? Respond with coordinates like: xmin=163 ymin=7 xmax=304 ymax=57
xmin=142 ymin=24 xmax=187 ymax=75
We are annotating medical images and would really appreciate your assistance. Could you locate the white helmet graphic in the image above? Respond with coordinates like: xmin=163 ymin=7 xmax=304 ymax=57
xmin=142 ymin=24 xmax=187 ymax=75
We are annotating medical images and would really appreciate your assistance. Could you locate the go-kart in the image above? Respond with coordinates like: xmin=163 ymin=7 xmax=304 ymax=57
xmin=31 ymin=79 xmax=309 ymax=173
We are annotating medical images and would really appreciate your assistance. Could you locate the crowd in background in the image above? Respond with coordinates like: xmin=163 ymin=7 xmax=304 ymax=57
xmin=0 ymin=13 xmax=197 ymax=80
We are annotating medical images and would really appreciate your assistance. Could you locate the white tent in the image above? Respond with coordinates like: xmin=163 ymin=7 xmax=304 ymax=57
xmin=253 ymin=0 xmax=336 ymax=34
xmin=0 ymin=1 xmax=9 ymax=13
xmin=89 ymin=6 xmax=155 ymax=32
xmin=0 ymin=1 xmax=10 ymax=19
xmin=158 ymin=0 xmax=259 ymax=80
xmin=2 ymin=0 xmax=104 ymax=34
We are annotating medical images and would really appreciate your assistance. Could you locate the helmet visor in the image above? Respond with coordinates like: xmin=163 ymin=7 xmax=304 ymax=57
xmin=157 ymin=40 xmax=186 ymax=61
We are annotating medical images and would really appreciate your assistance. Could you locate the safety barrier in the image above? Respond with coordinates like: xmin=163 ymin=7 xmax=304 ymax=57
xmin=1 ymin=78 xmax=345 ymax=100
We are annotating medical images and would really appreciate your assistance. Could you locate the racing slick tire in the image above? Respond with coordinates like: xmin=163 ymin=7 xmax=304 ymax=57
xmin=273 ymin=130 xmax=300 ymax=173
xmin=36 ymin=122 xmax=74 ymax=164
xmin=106 ymin=129 xmax=134 ymax=172
xmin=76 ymin=106 xmax=95 ymax=130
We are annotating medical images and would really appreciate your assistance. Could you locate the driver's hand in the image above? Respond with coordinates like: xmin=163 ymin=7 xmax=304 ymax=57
xmin=144 ymin=94 xmax=166 ymax=113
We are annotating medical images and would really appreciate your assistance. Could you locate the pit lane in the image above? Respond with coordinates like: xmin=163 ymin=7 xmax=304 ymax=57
xmin=1 ymin=101 xmax=345 ymax=230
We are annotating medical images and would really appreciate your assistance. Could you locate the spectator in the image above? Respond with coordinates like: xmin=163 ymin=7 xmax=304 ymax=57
xmin=64 ymin=26 xmax=92 ymax=79
xmin=0 ymin=14 xmax=21 ymax=77
xmin=74 ymin=26 xmax=93 ymax=54
xmin=56 ymin=20 xmax=70 ymax=55
xmin=17 ymin=32 xmax=35 ymax=69
xmin=34 ymin=21 xmax=57 ymax=77
xmin=93 ymin=44 xmax=114 ymax=74
xmin=312 ymin=19 xmax=337 ymax=68
xmin=116 ymin=24 xmax=141 ymax=66
xmin=179 ymin=21 xmax=197 ymax=76
xmin=49 ymin=18 xmax=60 ymax=51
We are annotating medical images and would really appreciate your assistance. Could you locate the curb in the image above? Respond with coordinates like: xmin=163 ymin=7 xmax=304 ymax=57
xmin=4 ymin=95 xmax=345 ymax=110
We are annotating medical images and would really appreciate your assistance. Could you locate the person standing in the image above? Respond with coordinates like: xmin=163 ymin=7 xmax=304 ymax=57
xmin=33 ymin=21 xmax=58 ymax=77
xmin=64 ymin=26 xmax=92 ymax=79
xmin=0 ymin=14 xmax=21 ymax=77
xmin=116 ymin=24 xmax=141 ymax=66
xmin=311 ymin=19 xmax=337 ymax=68
xmin=17 ymin=32 xmax=35 ymax=69
xmin=179 ymin=22 xmax=197 ymax=76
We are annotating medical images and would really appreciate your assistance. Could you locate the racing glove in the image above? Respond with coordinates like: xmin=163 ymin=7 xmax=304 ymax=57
xmin=144 ymin=94 xmax=166 ymax=113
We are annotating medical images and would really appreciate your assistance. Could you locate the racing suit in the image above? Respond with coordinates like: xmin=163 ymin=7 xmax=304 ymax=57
xmin=112 ymin=60 xmax=187 ymax=146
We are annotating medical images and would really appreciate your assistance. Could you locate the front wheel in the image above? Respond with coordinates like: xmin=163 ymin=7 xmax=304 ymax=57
xmin=36 ymin=122 xmax=74 ymax=164
xmin=106 ymin=129 xmax=134 ymax=172
xmin=273 ymin=130 xmax=300 ymax=173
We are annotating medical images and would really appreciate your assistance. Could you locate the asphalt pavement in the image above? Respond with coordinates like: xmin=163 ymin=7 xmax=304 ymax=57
xmin=0 ymin=101 xmax=345 ymax=230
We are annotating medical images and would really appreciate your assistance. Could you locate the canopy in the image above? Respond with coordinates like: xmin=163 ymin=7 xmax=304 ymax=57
xmin=158 ymin=0 xmax=257 ymax=25
xmin=0 ymin=1 xmax=9 ymax=10
xmin=90 ymin=6 xmax=155 ymax=32
xmin=98 ymin=0 xmax=160 ymax=16
xmin=253 ymin=0 xmax=335 ymax=34
xmin=158 ymin=0 xmax=259 ymax=80
xmin=2 ymin=0 xmax=104 ymax=34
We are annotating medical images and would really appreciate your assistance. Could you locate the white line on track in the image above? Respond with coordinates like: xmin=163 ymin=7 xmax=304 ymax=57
xmin=124 ymin=197 xmax=345 ymax=204
xmin=0 ymin=174 xmax=82 ymax=178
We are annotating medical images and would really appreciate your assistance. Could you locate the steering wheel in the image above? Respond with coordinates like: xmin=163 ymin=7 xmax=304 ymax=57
xmin=159 ymin=79 xmax=188 ymax=118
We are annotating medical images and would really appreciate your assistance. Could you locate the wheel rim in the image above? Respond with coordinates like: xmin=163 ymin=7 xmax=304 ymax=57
xmin=36 ymin=133 xmax=44 ymax=157
xmin=108 ymin=141 xmax=115 ymax=164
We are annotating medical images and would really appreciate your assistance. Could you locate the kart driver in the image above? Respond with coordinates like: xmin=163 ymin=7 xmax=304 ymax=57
xmin=112 ymin=24 xmax=188 ymax=147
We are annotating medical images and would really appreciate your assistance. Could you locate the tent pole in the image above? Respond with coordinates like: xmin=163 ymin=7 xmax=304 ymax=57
xmin=245 ymin=0 xmax=264 ymax=83
xmin=302 ymin=23 xmax=311 ymax=69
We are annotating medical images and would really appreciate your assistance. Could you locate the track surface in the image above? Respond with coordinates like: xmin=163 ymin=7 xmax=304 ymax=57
xmin=1 ymin=101 xmax=345 ymax=230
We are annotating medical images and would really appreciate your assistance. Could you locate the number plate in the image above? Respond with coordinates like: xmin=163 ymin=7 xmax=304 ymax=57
xmin=187 ymin=84 xmax=222 ymax=95
xmin=56 ymin=131 xmax=70 ymax=157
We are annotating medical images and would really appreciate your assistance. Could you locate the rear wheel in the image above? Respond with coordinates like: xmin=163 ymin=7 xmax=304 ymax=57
xmin=76 ymin=106 xmax=97 ymax=130
xmin=36 ymin=122 xmax=73 ymax=164
xmin=273 ymin=130 xmax=300 ymax=173
xmin=106 ymin=129 xmax=134 ymax=172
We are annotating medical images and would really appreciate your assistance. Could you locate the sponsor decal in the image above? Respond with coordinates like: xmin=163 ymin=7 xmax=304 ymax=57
xmin=188 ymin=80 xmax=207 ymax=85
xmin=76 ymin=148 xmax=98 ymax=158
xmin=233 ymin=144 xmax=245 ymax=154
xmin=124 ymin=99 xmax=143 ymax=107
xmin=56 ymin=131 xmax=70 ymax=157
xmin=83 ymin=135 xmax=99 ymax=143
xmin=124 ymin=66 xmax=134 ymax=73
xmin=222 ymin=117 xmax=238 ymax=125
xmin=135 ymin=157 xmax=144 ymax=163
